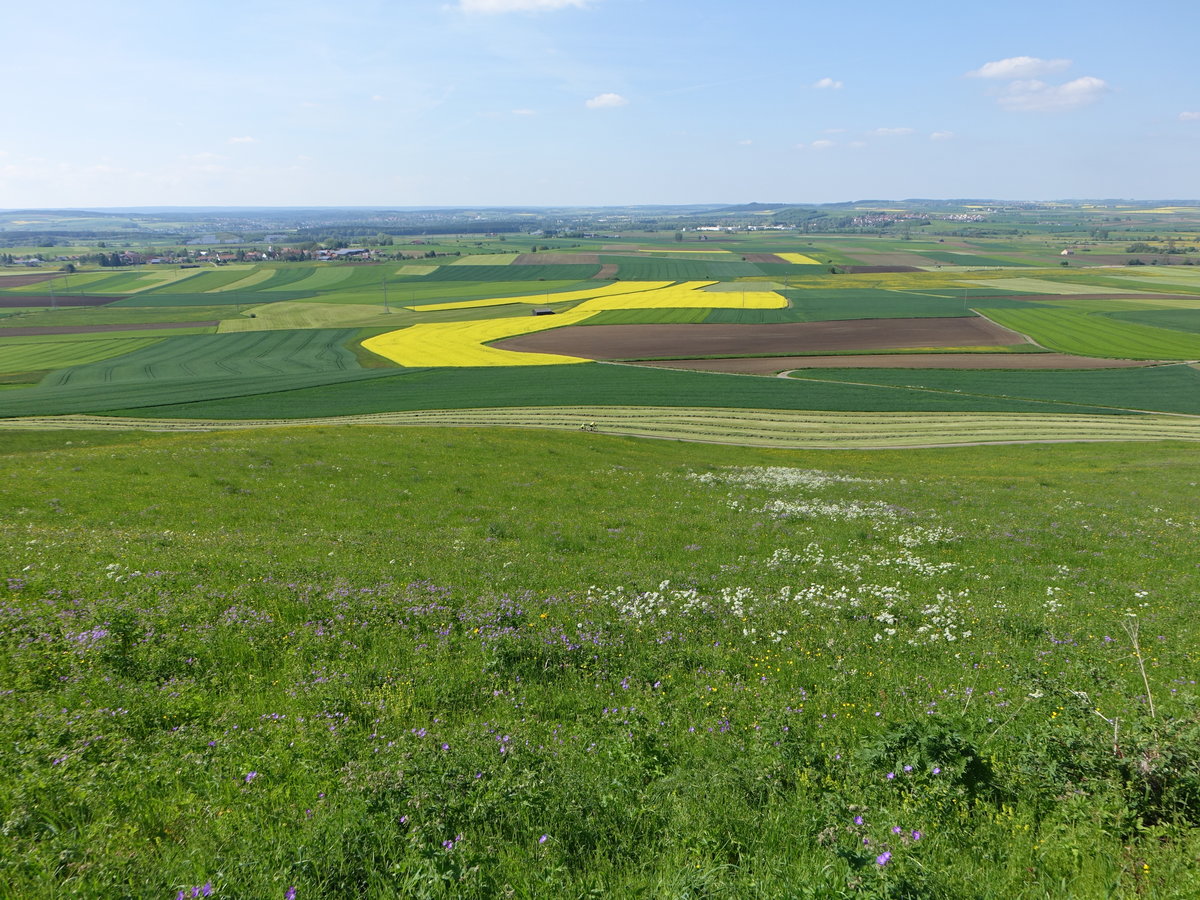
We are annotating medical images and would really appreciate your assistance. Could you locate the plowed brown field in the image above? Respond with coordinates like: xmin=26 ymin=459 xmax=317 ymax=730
xmin=494 ymin=317 xmax=1029 ymax=359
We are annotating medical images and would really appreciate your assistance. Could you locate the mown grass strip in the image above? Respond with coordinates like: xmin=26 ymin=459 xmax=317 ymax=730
xmin=5 ymin=407 xmax=1199 ymax=448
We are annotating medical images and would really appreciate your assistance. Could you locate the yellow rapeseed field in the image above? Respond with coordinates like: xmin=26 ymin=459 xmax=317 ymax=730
xmin=362 ymin=309 xmax=597 ymax=367
xmin=776 ymin=252 xmax=822 ymax=265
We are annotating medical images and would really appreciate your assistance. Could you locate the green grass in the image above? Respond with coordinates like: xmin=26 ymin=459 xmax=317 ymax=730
xmin=398 ymin=264 xmax=601 ymax=282
xmin=1106 ymin=308 xmax=1200 ymax=334
xmin=603 ymin=257 xmax=763 ymax=280
xmin=0 ymin=337 xmax=166 ymax=375
xmin=786 ymin=364 xmax=1200 ymax=415
xmin=44 ymin=329 xmax=365 ymax=387
xmin=137 ymin=267 xmax=256 ymax=294
xmin=580 ymin=308 xmax=711 ymax=325
xmin=109 ymin=291 xmax=317 ymax=308
xmin=0 ymin=428 xmax=1198 ymax=897
xmin=978 ymin=307 xmax=1200 ymax=359
xmin=0 ymin=305 xmax=234 ymax=327
xmin=96 ymin=363 xmax=1138 ymax=420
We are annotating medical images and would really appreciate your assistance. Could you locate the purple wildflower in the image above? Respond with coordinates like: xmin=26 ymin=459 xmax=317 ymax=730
xmin=886 ymin=772 xmax=895 ymax=780
xmin=911 ymin=830 xmax=922 ymax=841
xmin=853 ymin=815 xmax=864 ymax=826
xmin=892 ymin=826 xmax=902 ymax=835
xmin=539 ymin=834 xmax=549 ymax=844
xmin=285 ymin=888 xmax=296 ymax=900
xmin=244 ymin=772 xmax=257 ymax=783
xmin=932 ymin=767 xmax=941 ymax=775
xmin=876 ymin=851 xmax=892 ymax=866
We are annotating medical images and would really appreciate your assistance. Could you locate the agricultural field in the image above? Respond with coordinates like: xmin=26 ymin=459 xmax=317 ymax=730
xmin=3 ymin=239 xmax=1200 ymax=427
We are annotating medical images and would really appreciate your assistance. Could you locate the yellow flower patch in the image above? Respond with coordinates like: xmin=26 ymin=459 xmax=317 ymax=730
xmin=776 ymin=252 xmax=822 ymax=265
xmin=362 ymin=309 xmax=598 ymax=367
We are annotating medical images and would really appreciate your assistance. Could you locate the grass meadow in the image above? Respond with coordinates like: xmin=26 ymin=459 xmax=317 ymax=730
xmin=1 ymin=427 xmax=1198 ymax=898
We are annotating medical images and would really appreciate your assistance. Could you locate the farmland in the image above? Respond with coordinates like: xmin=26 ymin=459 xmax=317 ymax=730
xmin=3 ymin=223 xmax=1200 ymax=427
xmin=4 ymin=204 xmax=1200 ymax=898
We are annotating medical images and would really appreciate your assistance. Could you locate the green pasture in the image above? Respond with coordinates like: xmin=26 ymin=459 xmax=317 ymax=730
xmin=579 ymin=308 xmax=711 ymax=326
xmin=787 ymin=364 xmax=1200 ymax=415
xmin=208 ymin=267 xmax=278 ymax=293
xmin=978 ymin=307 xmax=1200 ymax=359
xmin=1106 ymin=308 xmax=1200 ymax=334
xmin=140 ymin=267 xmax=261 ymax=295
xmin=0 ymin=336 xmax=166 ymax=375
xmin=0 ymin=305 xmax=232 ymax=327
xmin=396 ymin=264 xmax=601 ymax=282
xmin=96 ymin=363 xmax=1136 ymax=421
xmin=603 ymin=257 xmax=763 ymax=280
xmin=217 ymin=302 xmax=406 ymax=333
xmin=44 ymin=328 xmax=364 ymax=389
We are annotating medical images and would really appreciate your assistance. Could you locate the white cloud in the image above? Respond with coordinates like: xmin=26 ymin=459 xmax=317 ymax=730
xmin=813 ymin=77 xmax=843 ymax=90
xmin=848 ymin=141 xmax=867 ymax=149
xmin=459 ymin=0 xmax=588 ymax=12
xmin=737 ymin=139 xmax=753 ymax=145
xmin=1181 ymin=111 xmax=1200 ymax=121
xmin=872 ymin=127 xmax=915 ymax=136
xmin=228 ymin=136 xmax=257 ymax=144
xmin=968 ymin=56 xmax=1071 ymax=79
xmin=823 ymin=128 xmax=846 ymax=134
xmin=512 ymin=108 xmax=537 ymax=116
xmin=998 ymin=76 xmax=1108 ymax=112
xmin=810 ymin=139 xmax=835 ymax=150
xmin=585 ymin=92 xmax=628 ymax=109
xmin=930 ymin=130 xmax=955 ymax=140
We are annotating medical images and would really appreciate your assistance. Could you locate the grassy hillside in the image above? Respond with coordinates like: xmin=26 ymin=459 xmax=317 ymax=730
xmin=0 ymin=427 xmax=1197 ymax=898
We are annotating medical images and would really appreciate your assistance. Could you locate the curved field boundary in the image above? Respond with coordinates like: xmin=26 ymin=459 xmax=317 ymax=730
xmin=5 ymin=407 xmax=1200 ymax=448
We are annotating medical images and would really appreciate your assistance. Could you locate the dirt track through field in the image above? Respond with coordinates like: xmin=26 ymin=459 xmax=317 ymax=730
xmin=628 ymin=353 xmax=1165 ymax=375
xmin=494 ymin=317 xmax=1029 ymax=359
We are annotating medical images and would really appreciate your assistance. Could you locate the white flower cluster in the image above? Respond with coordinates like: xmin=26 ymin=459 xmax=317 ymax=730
xmin=910 ymin=588 xmax=973 ymax=645
xmin=760 ymin=498 xmax=899 ymax=522
xmin=893 ymin=525 xmax=959 ymax=547
xmin=589 ymin=581 xmax=756 ymax=623
xmin=687 ymin=466 xmax=883 ymax=491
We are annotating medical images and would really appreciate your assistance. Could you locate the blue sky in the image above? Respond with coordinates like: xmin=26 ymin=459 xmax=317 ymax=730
xmin=1 ymin=0 xmax=1197 ymax=207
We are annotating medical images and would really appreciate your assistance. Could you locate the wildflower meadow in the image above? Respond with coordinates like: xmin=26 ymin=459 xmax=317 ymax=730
xmin=1 ymin=427 xmax=1198 ymax=898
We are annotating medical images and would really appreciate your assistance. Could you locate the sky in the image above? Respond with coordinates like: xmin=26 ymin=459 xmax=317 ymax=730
xmin=1 ymin=0 xmax=1197 ymax=208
